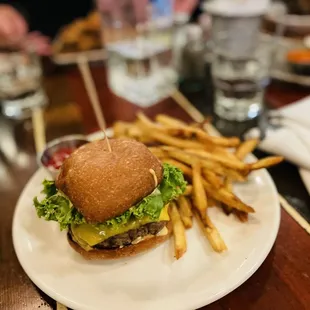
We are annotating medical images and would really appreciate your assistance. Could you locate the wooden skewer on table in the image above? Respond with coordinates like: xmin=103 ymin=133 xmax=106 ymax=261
xmin=171 ymin=89 xmax=205 ymax=123
xmin=77 ymin=55 xmax=107 ymax=130
xmin=278 ymin=194 xmax=310 ymax=235
xmin=32 ymin=108 xmax=46 ymax=154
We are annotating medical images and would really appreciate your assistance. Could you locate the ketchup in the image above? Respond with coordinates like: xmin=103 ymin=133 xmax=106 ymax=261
xmin=47 ymin=147 xmax=75 ymax=170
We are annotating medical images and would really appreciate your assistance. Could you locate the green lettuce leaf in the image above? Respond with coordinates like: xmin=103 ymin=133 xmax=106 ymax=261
xmin=42 ymin=179 xmax=57 ymax=197
xmin=33 ymin=163 xmax=186 ymax=230
xmin=160 ymin=163 xmax=187 ymax=203
xmin=103 ymin=188 xmax=164 ymax=228
xmin=34 ymin=190 xmax=86 ymax=230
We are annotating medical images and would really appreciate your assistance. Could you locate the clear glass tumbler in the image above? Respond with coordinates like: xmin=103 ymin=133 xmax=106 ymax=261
xmin=96 ymin=0 xmax=177 ymax=107
xmin=0 ymin=47 xmax=47 ymax=120
xmin=211 ymin=35 xmax=273 ymax=121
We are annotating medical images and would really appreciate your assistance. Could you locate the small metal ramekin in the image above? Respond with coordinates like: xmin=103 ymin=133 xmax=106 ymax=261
xmin=38 ymin=134 xmax=89 ymax=180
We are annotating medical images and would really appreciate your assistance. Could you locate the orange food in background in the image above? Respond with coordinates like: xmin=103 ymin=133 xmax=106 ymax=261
xmin=287 ymin=49 xmax=310 ymax=63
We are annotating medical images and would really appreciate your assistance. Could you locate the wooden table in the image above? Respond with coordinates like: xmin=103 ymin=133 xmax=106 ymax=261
xmin=1 ymin=64 xmax=310 ymax=310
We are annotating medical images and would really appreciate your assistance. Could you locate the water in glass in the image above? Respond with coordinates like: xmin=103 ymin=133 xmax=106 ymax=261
xmin=97 ymin=0 xmax=177 ymax=107
xmin=211 ymin=36 xmax=272 ymax=121
xmin=0 ymin=49 xmax=47 ymax=120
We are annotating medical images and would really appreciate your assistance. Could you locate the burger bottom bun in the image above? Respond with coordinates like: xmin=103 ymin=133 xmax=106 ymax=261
xmin=67 ymin=223 xmax=172 ymax=260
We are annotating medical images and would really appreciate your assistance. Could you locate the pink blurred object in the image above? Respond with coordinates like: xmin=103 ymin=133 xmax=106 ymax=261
xmin=96 ymin=0 xmax=148 ymax=23
xmin=174 ymin=0 xmax=199 ymax=13
xmin=22 ymin=32 xmax=52 ymax=56
xmin=0 ymin=5 xmax=28 ymax=42
xmin=97 ymin=0 xmax=198 ymax=16
xmin=0 ymin=5 xmax=51 ymax=56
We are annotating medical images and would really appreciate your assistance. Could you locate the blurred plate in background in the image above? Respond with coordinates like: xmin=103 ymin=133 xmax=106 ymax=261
xmin=266 ymin=34 xmax=310 ymax=87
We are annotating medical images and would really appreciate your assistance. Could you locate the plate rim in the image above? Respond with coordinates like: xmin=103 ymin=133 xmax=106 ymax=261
xmin=12 ymin=162 xmax=281 ymax=310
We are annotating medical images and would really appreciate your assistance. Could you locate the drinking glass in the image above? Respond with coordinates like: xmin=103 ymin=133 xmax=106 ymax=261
xmin=96 ymin=0 xmax=177 ymax=107
xmin=211 ymin=34 xmax=273 ymax=121
xmin=0 ymin=47 xmax=47 ymax=120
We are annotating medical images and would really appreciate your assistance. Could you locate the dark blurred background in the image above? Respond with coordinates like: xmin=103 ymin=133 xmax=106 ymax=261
xmin=1 ymin=0 xmax=309 ymax=39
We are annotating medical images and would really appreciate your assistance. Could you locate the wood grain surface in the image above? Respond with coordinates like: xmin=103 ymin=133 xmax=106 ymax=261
xmin=0 ymin=64 xmax=309 ymax=310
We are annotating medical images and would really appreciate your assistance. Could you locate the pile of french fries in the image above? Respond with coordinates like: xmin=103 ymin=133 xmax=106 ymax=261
xmin=113 ymin=113 xmax=283 ymax=259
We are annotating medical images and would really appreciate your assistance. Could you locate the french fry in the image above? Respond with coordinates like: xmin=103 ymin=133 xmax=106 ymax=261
xmin=177 ymin=196 xmax=193 ymax=229
xmin=196 ymin=131 xmax=240 ymax=147
xmin=234 ymin=210 xmax=248 ymax=222
xmin=165 ymin=148 xmax=246 ymax=181
xmin=166 ymin=148 xmax=224 ymax=176
xmin=169 ymin=126 xmax=240 ymax=148
xmin=222 ymin=167 xmax=247 ymax=182
xmin=155 ymin=114 xmax=187 ymax=128
xmin=165 ymin=148 xmax=207 ymax=167
xmin=127 ymin=125 xmax=152 ymax=142
xmin=159 ymin=145 xmax=178 ymax=152
xmin=223 ymin=177 xmax=233 ymax=192
xmin=235 ymin=139 xmax=259 ymax=160
xmin=113 ymin=120 xmax=155 ymax=143
xmin=165 ymin=127 xmax=197 ymax=139
xmin=155 ymin=116 xmax=212 ymax=143
xmin=179 ymin=213 xmax=192 ymax=229
xmin=189 ymin=122 xmax=202 ymax=128
xmin=160 ymin=119 xmax=240 ymax=147
xmin=183 ymin=185 xmax=193 ymax=196
xmin=250 ymin=156 xmax=284 ymax=170
xmin=154 ymin=115 xmax=239 ymax=147
xmin=202 ymin=180 xmax=255 ymax=213
xmin=194 ymin=211 xmax=227 ymax=253
xmin=213 ymin=147 xmax=241 ymax=161
xmin=222 ymin=204 xmax=233 ymax=215
xmin=193 ymin=121 xmax=240 ymax=147
xmin=222 ymin=178 xmax=248 ymax=221
xmin=222 ymin=177 xmax=233 ymax=214
xmin=178 ymin=196 xmax=193 ymax=217
xmin=186 ymin=149 xmax=249 ymax=171
xmin=148 ymin=147 xmax=167 ymax=158
xmin=149 ymin=131 xmax=206 ymax=150
xmin=162 ymin=158 xmax=193 ymax=177
xmin=136 ymin=112 xmax=162 ymax=130
xmin=169 ymin=202 xmax=187 ymax=259
xmin=224 ymin=138 xmax=252 ymax=219
xmin=222 ymin=139 xmax=256 ymax=220
xmin=192 ymin=162 xmax=208 ymax=220
xmin=202 ymin=169 xmax=223 ymax=189
xmin=208 ymin=197 xmax=220 ymax=208
xmin=113 ymin=121 xmax=132 ymax=137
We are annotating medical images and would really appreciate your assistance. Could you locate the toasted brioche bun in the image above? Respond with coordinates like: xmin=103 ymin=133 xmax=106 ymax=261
xmin=67 ymin=223 xmax=171 ymax=260
xmin=56 ymin=139 xmax=163 ymax=223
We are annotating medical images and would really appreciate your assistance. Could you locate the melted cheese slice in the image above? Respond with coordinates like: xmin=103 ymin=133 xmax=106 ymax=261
xmin=71 ymin=205 xmax=170 ymax=248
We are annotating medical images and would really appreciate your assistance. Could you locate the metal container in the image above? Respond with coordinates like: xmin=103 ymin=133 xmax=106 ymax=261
xmin=39 ymin=135 xmax=89 ymax=180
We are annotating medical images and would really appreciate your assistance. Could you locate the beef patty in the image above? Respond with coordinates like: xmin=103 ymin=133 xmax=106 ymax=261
xmin=94 ymin=221 xmax=167 ymax=249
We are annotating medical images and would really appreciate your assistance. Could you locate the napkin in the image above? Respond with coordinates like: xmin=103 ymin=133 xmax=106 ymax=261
xmin=246 ymin=96 xmax=310 ymax=194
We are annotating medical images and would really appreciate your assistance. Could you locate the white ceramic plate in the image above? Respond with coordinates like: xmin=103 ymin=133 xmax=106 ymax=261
xmin=13 ymin=161 xmax=280 ymax=310
xmin=262 ymin=34 xmax=310 ymax=87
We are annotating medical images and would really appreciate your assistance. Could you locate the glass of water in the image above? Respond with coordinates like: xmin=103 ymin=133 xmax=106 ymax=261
xmin=211 ymin=34 xmax=273 ymax=121
xmin=0 ymin=46 xmax=47 ymax=120
xmin=96 ymin=0 xmax=177 ymax=107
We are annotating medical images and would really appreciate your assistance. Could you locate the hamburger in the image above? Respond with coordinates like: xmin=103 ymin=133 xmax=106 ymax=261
xmin=34 ymin=139 xmax=186 ymax=259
